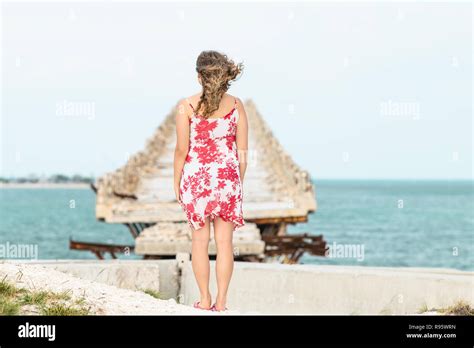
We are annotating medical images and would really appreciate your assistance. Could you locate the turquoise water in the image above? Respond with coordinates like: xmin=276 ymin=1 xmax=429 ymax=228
xmin=290 ymin=180 xmax=474 ymax=271
xmin=0 ymin=180 xmax=473 ymax=270
xmin=0 ymin=188 xmax=138 ymax=260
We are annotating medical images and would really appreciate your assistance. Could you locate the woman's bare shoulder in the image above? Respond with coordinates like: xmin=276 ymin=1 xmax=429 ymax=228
xmin=221 ymin=93 xmax=242 ymax=107
xmin=186 ymin=93 xmax=202 ymax=104
xmin=175 ymin=98 xmax=194 ymax=120
xmin=231 ymin=95 xmax=245 ymax=111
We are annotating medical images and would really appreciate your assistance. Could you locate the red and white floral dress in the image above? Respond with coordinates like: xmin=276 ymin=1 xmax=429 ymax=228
xmin=179 ymin=98 xmax=245 ymax=231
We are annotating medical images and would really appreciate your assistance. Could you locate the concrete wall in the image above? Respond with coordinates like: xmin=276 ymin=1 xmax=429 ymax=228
xmin=10 ymin=259 xmax=473 ymax=314
xmin=14 ymin=259 xmax=180 ymax=300
xmin=179 ymin=260 xmax=474 ymax=314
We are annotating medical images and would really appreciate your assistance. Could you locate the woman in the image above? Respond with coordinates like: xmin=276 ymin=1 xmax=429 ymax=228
xmin=173 ymin=51 xmax=248 ymax=312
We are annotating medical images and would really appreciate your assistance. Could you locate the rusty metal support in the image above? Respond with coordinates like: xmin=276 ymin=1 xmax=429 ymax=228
xmin=262 ymin=233 xmax=327 ymax=263
xmin=249 ymin=216 xmax=309 ymax=225
xmin=90 ymin=182 xmax=97 ymax=193
xmin=124 ymin=222 xmax=152 ymax=239
xmin=113 ymin=190 xmax=138 ymax=200
xmin=70 ymin=239 xmax=135 ymax=260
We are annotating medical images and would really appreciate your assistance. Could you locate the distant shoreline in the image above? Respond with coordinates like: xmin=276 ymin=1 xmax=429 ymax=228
xmin=0 ymin=183 xmax=91 ymax=189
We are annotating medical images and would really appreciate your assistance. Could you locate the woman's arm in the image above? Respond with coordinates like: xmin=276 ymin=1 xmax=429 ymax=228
xmin=173 ymin=99 xmax=191 ymax=202
xmin=235 ymin=98 xmax=248 ymax=184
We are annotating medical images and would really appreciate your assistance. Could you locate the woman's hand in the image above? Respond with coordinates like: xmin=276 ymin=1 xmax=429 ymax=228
xmin=174 ymin=99 xmax=191 ymax=205
xmin=174 ymin=184 xmax=181 ymax=203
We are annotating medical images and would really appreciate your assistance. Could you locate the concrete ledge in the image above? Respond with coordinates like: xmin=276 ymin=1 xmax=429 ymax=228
xmin=3 ymin=260 xmax=472 ymax=314
xmin=6 ymin=259 xmax=180 ymax=300
xmin=179 ymin=262 xmax=474 ymax=314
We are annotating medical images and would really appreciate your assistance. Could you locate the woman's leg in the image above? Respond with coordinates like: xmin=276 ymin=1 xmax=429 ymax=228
xmin=213 ymin=217 xmax=235 ymax=311
xmin=191 ymin=217 xmax=212 ymax=309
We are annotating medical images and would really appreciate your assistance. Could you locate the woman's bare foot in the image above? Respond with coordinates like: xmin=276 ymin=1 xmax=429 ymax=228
xmin=196 ymin=293 xmax=212 ymax=309
xmin=213 ymin=296 xmax=227 ymax=311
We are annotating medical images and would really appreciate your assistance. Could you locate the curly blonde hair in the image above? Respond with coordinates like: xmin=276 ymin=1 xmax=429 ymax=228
xmin=194 ymin=51 xmax=243 ymax=119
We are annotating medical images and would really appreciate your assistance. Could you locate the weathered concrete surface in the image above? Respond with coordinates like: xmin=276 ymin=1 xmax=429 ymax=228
xmin=9 ymin=259 xmax=179 ymax=300
xmin=5 ymin=260 xmax=473 ymax=314
xmin=0 ymin=261 xmax=216 ymax=315
xmin=135 ymin=222 xmax=265 ymax=256
xmin=179 ymin=261 xmax=474 ymax=314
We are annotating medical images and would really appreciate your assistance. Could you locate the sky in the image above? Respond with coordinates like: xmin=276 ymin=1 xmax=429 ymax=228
xmin=1 ymin=1 xmax=472 ymax=179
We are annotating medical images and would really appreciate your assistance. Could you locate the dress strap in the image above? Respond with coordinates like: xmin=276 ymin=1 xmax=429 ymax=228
xmin=185 ymin=98 xmax=195 ymax=112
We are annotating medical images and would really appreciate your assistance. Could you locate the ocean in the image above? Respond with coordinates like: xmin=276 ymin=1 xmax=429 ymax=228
xmin=1 ymin=180 xmax=473 ymax=271
xmin=290 ymin=180 xmax=473 ymax=271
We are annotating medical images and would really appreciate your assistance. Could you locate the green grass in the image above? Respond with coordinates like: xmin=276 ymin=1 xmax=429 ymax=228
xmin=439 ymin=301 xmax=474 ymax=316
xmin=378 ymin=308 xmax=392 ymax=315
xmin=0 ymin=279 xmax=17 ymax=297
xmin=418 ymin=300 xmax=474 ymax=315
xmin=0 ymin=278 xmax=90 ymax=316
xmin=417 ymin=303 xmax=430 ymax=314
xmin=143 ymin=288 xmax=161 ymax=299
xmin=0 ymin=298 xmax=20 ymax=315
xmin=40 ymin=303 xmax=90 ymax=316
xmin=0 ymin=278 xmax=21 ymax=315
xmin=49 ymin=290 xmax=72 ymax=301
xmin=19 ymin=291 xmax=50 ymax=306
xmin=74 ymin=296 xmax=87 ymax=306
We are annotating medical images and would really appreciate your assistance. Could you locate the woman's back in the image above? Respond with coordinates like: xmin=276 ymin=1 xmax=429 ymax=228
xmin=187 ymin=93 xmax=238 ymax=120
